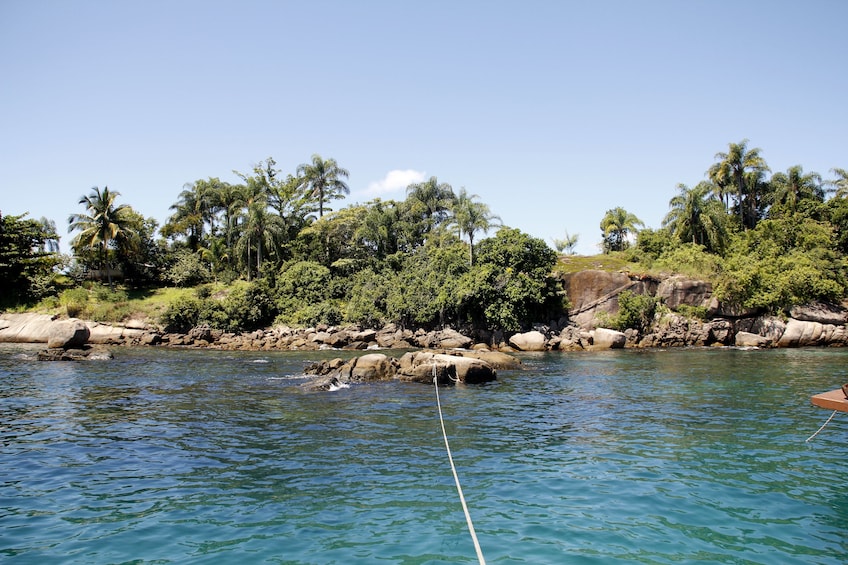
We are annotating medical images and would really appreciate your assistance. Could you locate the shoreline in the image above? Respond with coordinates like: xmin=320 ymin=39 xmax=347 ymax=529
xmin=2 ymin=311 xmax=848 ymax=353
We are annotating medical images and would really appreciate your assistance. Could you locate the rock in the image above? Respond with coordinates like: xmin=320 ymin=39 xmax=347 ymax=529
xmin=37 ymin=345 xmax=113 ymax=361
xmin=431 ymin=328 xmax=473 ymax=349
xmin=0 ymin=313 xmax=58 ymax=343
xmin=350 ymin=353 xmax=396 ymax=381
xmin=778 ymin=318 xmax=824 ymax=347
xmin=446 ymin=349 xmax=522 ymax=369
xmin=657 ymin=276 xmax=713 ymax=310
xmin=509 ymin=331 xmax=547 ymax=351
xmin=734 ymin=331 xmax=772 ymax=347
xmin=47 ymin=320 xmax=90 ymax=349
xmin=591 ymin=327 xmax=626 ymax=349
xmin=563 ymin=270 xmax=658 ymax=328
xmin=396 ymin=352 xmax=497 ymax=385
xmin=789 ymin=302 xmax=848 ymax=325
xmin=706 ymin=320 xmax=734 ymax=344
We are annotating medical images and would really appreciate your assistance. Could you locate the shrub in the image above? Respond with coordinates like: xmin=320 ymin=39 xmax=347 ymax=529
xmin=160 ymin=296 xmax=202 ymax=333
xmin=609 ymin=290 xmax=658 ymax=332
xmin=222 ymin=280 xmax=276 ymax=332
xmin=60 ymin=287 xmax=90 ymax=318
xmin=166 ymin=251 xmax=211 ymax=287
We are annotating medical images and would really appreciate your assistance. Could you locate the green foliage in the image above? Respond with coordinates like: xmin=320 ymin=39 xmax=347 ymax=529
xmin=608 ymin=290 xmax=658 ymax=331
xmin=166 ymin=250 xmax=212 ymax=287
xmin=160 ymin=296 xmax=202 ymax=333
xmin=459 ymin=229 xmax=566 ymax=331
xmin=674 ymin=304 xmax=708 ymax=321
xmin=0 ymin=212 xmax=60 ymax=306
xmin=275 ymin=261 xmax=333 ymax=325
xmin=345 ymin=268 xmax=392 ymax=328
xmin=654 ymin=243 xmax=720 ymax=279
xmin=60 ymin=287 xmax=91 ymax=318
xmin=714 ymin=216 xmax=846 ymax=311
xmin=221 ymin=280 xmax=276 ymax=332
xmin=636 ymin=228 xmax=680 ymax=259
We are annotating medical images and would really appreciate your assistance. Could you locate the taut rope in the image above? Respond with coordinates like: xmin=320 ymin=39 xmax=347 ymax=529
xmin=806 ymin=410 xmax=839 ymax=443
xmin=434 ymin=365 xmax=486 ymax=564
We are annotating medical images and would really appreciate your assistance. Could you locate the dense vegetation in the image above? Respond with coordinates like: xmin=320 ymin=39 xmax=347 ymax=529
xmin=3 ymin=142 xmax=848 ymax=333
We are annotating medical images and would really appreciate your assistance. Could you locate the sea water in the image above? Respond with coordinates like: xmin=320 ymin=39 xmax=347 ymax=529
xmin=1 ymin=344 xmax=846 ymax=564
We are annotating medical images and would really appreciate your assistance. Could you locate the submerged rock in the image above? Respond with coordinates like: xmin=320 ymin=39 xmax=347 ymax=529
xmin=37 ymin=345 xmax=113 ymax=361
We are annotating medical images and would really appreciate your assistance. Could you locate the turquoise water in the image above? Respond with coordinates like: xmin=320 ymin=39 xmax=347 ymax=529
xmin=1 ymin=345 xmax=846 ymax=564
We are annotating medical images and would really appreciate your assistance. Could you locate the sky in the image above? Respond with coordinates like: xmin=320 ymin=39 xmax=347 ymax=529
xmin=2 ymin=0 xmax=846 ymax=255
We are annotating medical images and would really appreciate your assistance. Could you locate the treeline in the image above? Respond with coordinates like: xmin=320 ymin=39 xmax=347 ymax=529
xmin=600 ymin=139 xmax=848 ymax=313
xmin=3 ymin=141 xmax=847 ymax=333
xmin=1 ymin=154 xmax=565 ymax=332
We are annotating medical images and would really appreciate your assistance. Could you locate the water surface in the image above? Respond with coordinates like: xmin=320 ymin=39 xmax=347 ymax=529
xmin=1 ymin=345 xmax=846 ymax=563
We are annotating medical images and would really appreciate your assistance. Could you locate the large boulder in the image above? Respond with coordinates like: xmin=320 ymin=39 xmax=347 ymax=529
xmin=563 ymin=270 xmax=659 ymax=329
xmin=508 ymin=331 xmax=547 ymax=351
xmin=777 ymin=319 xmax=824 ymax=347
xmin=350 ymin=353 xmax=396 ymax=381
xmin=591 ymin=327 xmax=626 ymax=349
xmin=396 ymin=351 xmax=497 ymax=385
xmin=734 ymin=331 xmax=772 ymax=348
xmin=789 ymin=302 xmax=848 ymax=326
xmin=656 ymin=276 xmax=712 ymax=310
xmin=0 ymin=313 xmax=56 ymax=343
xmin=47 ymin=320 xmax=90 ymax=349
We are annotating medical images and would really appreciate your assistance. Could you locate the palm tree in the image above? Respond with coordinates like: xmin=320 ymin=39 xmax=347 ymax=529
xmin=770 ymin=165 xmax=824 ymax=214
xmin=36 ymin=217 xmax=60 ymax=253
xmin=68 ymin=186 xmax=135 ymax=285
xmin=162 ymin=180 xmax=217 ymax=250
xmin=233 ymin=182 xmax=285 ymax=280
xmin=450 ymin=188 xmax=500 ymax=265
xmin=600 ymin=207 xmax=644 ymax=253
xmin=297 ymin=154 xmax=350 ymax=217
xmin=405 ymin=176 xmax=456 ymax=234
xmin=708 ymin=139 xmax=770 ymax=229
xmin=662 ymin=182 xmax=728 ymax=252
xmin=551 ymin=231 xmax=579 ymax=255
xmin=827 ymin=167 xmax=848 ymax=199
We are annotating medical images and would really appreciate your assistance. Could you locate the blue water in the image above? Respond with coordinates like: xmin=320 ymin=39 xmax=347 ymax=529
xmin=1 ymin=345 xmax=846 ymax=564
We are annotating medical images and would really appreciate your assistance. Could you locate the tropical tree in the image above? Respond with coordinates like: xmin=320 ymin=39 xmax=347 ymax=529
xmin=237 ymin=205 xmax=285 ymax=280
xmin=600 ymin=207 xmax=644 ymax=252
xmin=769 ymin=165 xmax=824 ymax=215
xmin=708 ymin=139 xmax=770 ymax=229
xmin=161 ymin=179 xmax=218 ymax=250
xmin=662 ymin=181 xmax=729 ymax=252
xmin=0 ymin=212 xmax=61 ymax=305
xmin=36 ymin=217 xmax=60 ymax=253
xmin=551 ymin=231 xmax=579 ymax=255
xmin=297 ymin=154 xmax=350 ymax=217
xmin=449 ymin=188 xmax=501 ymax=265
xmin=405 ymin=176 xmax=456 ymax=235
xmin=68 ymin=186 xmax=136 ymax=285
xmin=827 ymin=167 xmax=848 ymax=199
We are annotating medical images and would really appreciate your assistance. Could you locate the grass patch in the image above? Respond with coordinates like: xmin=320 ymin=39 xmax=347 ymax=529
xmin=555 ymin=253 xmax=643 ymax=275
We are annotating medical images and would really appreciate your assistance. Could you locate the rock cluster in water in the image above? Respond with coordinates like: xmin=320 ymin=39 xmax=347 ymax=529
xmin=301 ymin=349 xmax=520 ymax=391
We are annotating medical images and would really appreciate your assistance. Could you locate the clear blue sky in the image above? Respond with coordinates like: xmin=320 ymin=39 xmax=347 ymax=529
xmin=2 ymin=0 xmax=846 ymax=255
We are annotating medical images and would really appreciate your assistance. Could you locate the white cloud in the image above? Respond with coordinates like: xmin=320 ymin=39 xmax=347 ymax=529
xmin=364 ymin=169 xmax=426 ymax=195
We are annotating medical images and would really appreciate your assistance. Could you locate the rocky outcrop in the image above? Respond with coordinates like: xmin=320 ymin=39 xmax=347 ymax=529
xmin=47 ymin=320 xmax=90 ymax=349
xmin=38 ymin=346 xmax=114 ymax=361
xmin=656 ymin=276 xmax=712 ymax=310
xmin=734 ymin=331 xmax=772 ymax=348
xmin=302 ymin=350 xmax=502 ymax=391
xmin=509 ymin=331 xmax=547 ymax=351
xmin=563 ymin=270 xmax=659 ymax=328
xmin=591 ymin=328 xmax=626 ymax=349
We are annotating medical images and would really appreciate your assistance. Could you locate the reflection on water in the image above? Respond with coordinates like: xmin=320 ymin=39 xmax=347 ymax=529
xmin=0 ymin=345 xmax=846 ymax=563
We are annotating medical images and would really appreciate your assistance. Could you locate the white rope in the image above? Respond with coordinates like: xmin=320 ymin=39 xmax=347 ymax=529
xmin=806 ymin=410 xmax=839 ymax=442
xmin=434 ymin=365 xmax=486 ymax=565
